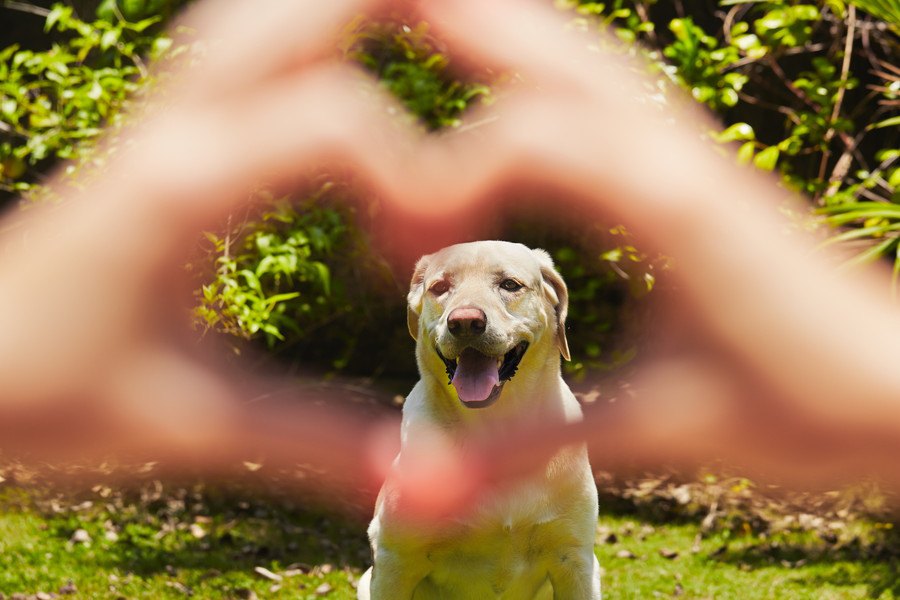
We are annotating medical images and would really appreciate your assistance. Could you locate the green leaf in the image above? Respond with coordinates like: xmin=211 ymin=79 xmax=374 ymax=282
xmin=824 ymin=207 xmax=900 ymax=225
xmin=841 ymin=237 xmax=898 ymax=269
xmin=848 ymin=0 xmax=900 ymax=29
xmin=756 ymin=9 xmax=788 ymax=31
xmin=264 ymin=292 xmax=301 ymax=307
xmin=737 ymin=141 xmax=755 ymax=164
xmin=732 ymin=33 xmax=761 ymax=51
xmin=869 ymin=115 xmax=900 ymax=131
xmin=45 ymin=5 xmax=73 ymax=33
xmin=791 ymin=5 xmax=821 ymax=20
xmin=720 ymin=88 xmax=739 ymax=107
xmin=100 ymin=30 xmax=119 ymax=51
xmin=753 ymin=146 xmax=780 ymax=171
xmin=312 ymin=262 xmax=331 ymax=295
xmin=714 ymin=122 xmax=756 ymax=143
xmin=825 ymin=0 xmax=847 ymax=17
xmin=818 ymin=223 xmax=900 ymax=249
xmin=130 ymin=16 xmax=162 ymax=32
xmin=888 ymin=168 xmax=900 ymax=189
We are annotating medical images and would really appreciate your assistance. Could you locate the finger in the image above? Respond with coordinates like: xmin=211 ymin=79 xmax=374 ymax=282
xmin=172 ymin=0 xmax=394 ymax=101
xmin=116 ymin=64 xmax=404 ymax=227
xmin=118 ymin=61 xmax=497 ymax=261
xmin=421 ymin=0 xmax=629 ymax=89
xmin=369 ymin=424 xmax=484 ymax=522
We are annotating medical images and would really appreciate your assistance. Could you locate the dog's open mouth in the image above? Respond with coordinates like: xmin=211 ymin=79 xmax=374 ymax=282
xmin=436 ymin=342 xmax=528 ymax=408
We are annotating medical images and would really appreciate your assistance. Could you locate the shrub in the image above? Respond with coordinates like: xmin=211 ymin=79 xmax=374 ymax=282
xmin=0 ymin=3 xmax=172 ymax=203
xmin=2 ymin=1 xmax=897 ymax=378
xmin=569 ymin=0 xmax=898 ymax=281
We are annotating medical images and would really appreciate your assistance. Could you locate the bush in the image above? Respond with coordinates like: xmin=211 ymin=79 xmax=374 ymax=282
xmin=2 ymin=1 xmax=897 ymax=379
xmin=570 ymin=0 xmax=898 ymax=277
xmin=0 ymin=3 xmax=172 ymax=203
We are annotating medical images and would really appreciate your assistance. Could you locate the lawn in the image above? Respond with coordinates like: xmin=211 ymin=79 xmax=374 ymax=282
xmin=1 ymin=473 xmax=898 ymax=599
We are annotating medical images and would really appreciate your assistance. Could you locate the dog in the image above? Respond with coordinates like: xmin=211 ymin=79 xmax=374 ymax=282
xmin=359 ymin=241 xmax=601 ymax=599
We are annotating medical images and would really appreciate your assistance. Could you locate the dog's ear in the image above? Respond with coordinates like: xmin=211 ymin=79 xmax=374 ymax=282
xmin=407 ymin=255 xmax=430 ymax=341
xmin=533 ymin=249 xmax=571 ymax=361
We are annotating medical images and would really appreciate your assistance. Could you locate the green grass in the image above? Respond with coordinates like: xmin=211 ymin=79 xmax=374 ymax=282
xmin=0 ymin=483 xmax=898 ymax=599
xmin=597 ymin=513 xmax=899 ymax=599
xmin=0 ymin=482 xmax=371 ymax=599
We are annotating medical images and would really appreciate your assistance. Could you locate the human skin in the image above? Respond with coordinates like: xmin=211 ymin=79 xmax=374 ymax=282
xmin=1 ymin=0 xmax=899 ymax=516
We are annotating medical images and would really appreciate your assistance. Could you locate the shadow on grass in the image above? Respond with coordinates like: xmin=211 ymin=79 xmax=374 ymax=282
xmin=597 ymin=489 xmax=900 ymax=600
xmin=35 ymin=480 xmax=373 ymax=580
xmin=706 ymin=529 xmax=900 ymax=599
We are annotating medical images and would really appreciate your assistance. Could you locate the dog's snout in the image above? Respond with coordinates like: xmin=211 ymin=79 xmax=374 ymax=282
xmin=447 ymin=307 xmax=487 ymax=337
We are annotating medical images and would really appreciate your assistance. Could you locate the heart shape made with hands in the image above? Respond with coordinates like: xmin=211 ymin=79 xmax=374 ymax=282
xmin=3 ymin=0 xmax=663 ymax=498
xmin=4 ymin=0 xmax=865 ymax=513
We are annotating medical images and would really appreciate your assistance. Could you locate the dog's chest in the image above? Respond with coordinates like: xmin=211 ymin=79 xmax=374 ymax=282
xmin=422 ymin=514 xmax=564 ymax=598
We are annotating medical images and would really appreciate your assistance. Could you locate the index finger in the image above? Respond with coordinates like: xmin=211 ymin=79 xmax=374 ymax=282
xmin=171 ymin=0 xmax=397 ymax=100
xmin=420 ymin=0 xmax=633 ymax=90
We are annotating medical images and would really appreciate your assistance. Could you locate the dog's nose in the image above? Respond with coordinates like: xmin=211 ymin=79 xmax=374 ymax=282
xmin=447 ymin=307 xmax=487 ymax=337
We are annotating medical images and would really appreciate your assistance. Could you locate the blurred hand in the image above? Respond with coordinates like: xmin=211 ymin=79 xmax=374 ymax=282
xmin=378 ymin=0 xmax=900 ymax=515
xmin=3 ymin=0 xmax=900 ymax=520
xmin=0 ymin=0 xmax=423 ymax=487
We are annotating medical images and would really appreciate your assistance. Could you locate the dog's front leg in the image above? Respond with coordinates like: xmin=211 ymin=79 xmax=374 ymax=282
xmin=547 ymin=547 xmax=602 ymax=599
xmin=367 ymin=548 xmax=431 ymax=600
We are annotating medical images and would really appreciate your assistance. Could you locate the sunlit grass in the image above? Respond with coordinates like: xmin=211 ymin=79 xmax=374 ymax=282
xmin=1 ymin=485 xmax=898 ymax=599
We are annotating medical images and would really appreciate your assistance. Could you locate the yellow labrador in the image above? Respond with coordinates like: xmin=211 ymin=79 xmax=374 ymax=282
xmin=359 ymin=241 xmax=601 ymax=599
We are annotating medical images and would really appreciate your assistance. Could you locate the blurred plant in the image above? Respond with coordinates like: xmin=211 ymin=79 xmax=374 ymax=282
xmin=571 ymin=0 xmax=897 ymax=286
xmin=346 ymin=20 xmax=491 ymax=130
xmin=663 ymin=16 xmax=746 ymax=110
xmin=193 ymin=183 xmax=405 ymax=374
xmin=846 ymin=0 xmax=900 ymax=31
xmin=3 ymin=0 xmax=898 ymax=378
xmin=556 ymin=226 xmax=659 ymax=378
xmin=195 ymin=188 xmax=347 ymax=348
xmin=0 ymin=3 xmax=173 ymax=201
xmin=95 ymin=0 xmax=183 ymax=23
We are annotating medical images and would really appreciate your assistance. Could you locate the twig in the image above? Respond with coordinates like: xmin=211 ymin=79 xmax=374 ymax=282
xmin=819 ymin=5 xmax=857 ymax=200
xmin=737 ymin=91 xmax=797 ymax=120
xmin=726 ymin=43 xmax=827 ymax=71
xmin=766 ymin=54 xmax=819 ymax=113
xmin=634 ymin=1 xmax=656 ymax=46
xmin=2 ymin=0 xmax=50 ymax=17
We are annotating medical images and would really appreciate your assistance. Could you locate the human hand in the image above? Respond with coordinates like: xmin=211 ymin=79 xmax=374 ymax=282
xmin=4 ymin=0 xmax=900 ymax=517
xmin=0 ymin=0 xmax=425 ymax=490
xmin=378 ymin=0 xmax=900 ymax=510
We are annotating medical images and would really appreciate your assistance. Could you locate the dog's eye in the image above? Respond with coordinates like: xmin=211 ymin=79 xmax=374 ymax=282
xmin=429 ymin=280 xmax=451 ymax=295
xmin=499 ymin=278 xmax=523 ymax=292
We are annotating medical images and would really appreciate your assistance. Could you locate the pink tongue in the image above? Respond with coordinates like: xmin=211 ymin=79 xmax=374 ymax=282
xmin=451 ymin=348 xmax=500 ymax=404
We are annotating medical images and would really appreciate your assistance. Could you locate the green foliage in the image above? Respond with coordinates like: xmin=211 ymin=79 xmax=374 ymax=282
xmin=847 ymin=0 xmax=900 ymax=30
xmin=576 ymin=0 xmax=897 ymax=285
xmin=752 ymin=3 xmax=821 ymax=48
xmin=568 ymin=0 xmax=656 ymax=43
xmin=348 ymin=21 xmax=491 ymax=130
xmin=196 ymin=188 xmax=352 ymax=348
xmin=96 ymin=0 xmax=182 ymax=23
xmin=194 ymin=23 xmax=493 ymax=366
xmin=551 ymin=226 xmax=658 ymax=378
xmin=0 ymin=3 xmax=171 ymax=199
xmin=3 ymin=0 xmax=898 ymax=375
xmin=663 ymin=17 xmax=745 ymax=109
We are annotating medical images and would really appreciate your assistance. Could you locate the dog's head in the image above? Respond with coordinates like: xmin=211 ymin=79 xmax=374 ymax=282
xmin=407 ymin=241 xmax=570 ymax=409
